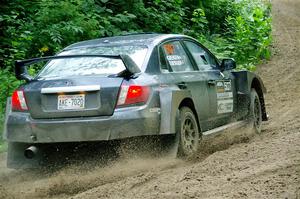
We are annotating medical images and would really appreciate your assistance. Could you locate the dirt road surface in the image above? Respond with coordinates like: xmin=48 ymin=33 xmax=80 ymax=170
xmin=0 ymin=0 xmax=299 ymax=198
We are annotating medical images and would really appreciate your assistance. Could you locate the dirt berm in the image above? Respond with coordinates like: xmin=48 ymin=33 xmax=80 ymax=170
xmin=0 ymin=0 xmax=299 ymax=198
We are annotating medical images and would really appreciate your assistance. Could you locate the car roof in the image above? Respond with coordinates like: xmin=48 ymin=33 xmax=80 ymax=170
xmin=64 ymin=33 xmax=191 ymax=50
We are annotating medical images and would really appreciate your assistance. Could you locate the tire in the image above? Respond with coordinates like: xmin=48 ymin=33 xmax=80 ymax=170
xmin=249 ymin=89 xmax=262 ymax=134
xmin=177 ymin=107 xmax=200 ymax=158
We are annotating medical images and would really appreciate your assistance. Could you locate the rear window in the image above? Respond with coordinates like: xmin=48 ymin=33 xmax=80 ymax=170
xmin=37 ymin=45 xmax=147 ymax=79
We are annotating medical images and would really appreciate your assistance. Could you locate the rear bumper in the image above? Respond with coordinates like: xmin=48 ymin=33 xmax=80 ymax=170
xmin=4 ymin=106 xmax=160 ymax=143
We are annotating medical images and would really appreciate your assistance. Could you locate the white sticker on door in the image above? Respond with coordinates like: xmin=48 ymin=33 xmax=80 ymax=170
xmin=216 ymin=80 xmax=233 ymax=114
xmin=166 ymin=55 xmax=184 ymax=66
xmin=224 ymin=81 xmax=232 ymax=91
xmin=217 ymin=92 xmax=233 ymax=99
xmin=217 ymin=99 xmax=233 ymax=114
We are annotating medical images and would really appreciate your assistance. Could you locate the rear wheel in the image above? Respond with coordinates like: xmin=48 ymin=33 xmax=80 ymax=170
xmin=177 ymin=107 xmax=200 ymax=158
xmin=250 ymin=89 xmax=262 ymax=133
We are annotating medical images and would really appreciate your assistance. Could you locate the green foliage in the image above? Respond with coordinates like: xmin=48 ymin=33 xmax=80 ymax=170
xmin=187 ymin=8 xmax=209 ymax=37
xmin=0 ymin=70 xmax=21 ymax=113
xmin=192 ymin=0 xmax=272 ymax=70
xmin=0 ymin=0 xmax=272 ymax=117
xmin=202 ymin=0 xmax=239 ymax=34
xmin=225 ymin=0 xmax=272 ymax=69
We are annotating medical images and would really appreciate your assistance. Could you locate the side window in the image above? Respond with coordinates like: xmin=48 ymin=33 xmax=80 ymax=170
xmin=184 ymin=41 xmax=217 ymax=71
xmin=160 ymin=41 xmax=194 ymax=72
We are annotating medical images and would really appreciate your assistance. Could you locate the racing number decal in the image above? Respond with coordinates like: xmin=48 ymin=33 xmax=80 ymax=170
xmin=216 ymin=80 xmax=233 ymax=114
xmin=163 ymin=44 xmax=175 ymax=55
xmin=224 ymin=81 xmax=231 ymax=91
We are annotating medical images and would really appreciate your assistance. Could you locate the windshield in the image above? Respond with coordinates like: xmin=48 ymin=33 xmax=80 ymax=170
xmin=37 ymin=45 xmax=148 ymax=79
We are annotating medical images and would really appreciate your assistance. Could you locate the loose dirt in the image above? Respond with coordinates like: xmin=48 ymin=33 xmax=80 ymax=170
xmin=0 ymin=0 xmax=299 ymax=198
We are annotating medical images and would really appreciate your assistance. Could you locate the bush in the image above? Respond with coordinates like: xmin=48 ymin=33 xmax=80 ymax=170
xmin=226 ymin=0 xmax=272 ymax=69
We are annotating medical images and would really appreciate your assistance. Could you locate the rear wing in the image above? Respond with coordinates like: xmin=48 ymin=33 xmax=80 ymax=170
xmin=15 ymin=54 xmax=141 ymax=82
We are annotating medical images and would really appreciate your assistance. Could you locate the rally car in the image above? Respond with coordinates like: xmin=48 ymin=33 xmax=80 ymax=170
xmin=3 ymin=33 xmax=267 ymax=168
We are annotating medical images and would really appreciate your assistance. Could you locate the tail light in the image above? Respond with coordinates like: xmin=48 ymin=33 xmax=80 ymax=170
xmin=117 ymin=83 xmax=150 ymax=107
xmin=12 ymin=90 xmax=28 ymax=111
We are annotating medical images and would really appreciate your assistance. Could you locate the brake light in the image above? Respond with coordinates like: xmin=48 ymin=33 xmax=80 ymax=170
xmin=12 ymin=90 xmax=28 ymax=111
xmin=117 ymin=84 xmax=150 ymax=106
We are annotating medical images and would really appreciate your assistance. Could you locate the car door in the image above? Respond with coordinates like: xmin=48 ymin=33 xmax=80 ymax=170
xmin=158 ymin=40 xmax=212 ymax=131
xmin=182 ymin=40 xmax=237 ymax=129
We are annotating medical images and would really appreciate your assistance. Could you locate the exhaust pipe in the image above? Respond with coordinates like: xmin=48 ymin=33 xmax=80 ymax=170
xmin=24 ymin=146 xmax=38 ymax=159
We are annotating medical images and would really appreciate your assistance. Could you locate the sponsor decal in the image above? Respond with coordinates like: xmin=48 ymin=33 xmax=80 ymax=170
xmin=216 ymin=80 xmax=233 ymax=114
xmin=166 ymin=55 xmax=184 ymax=66
xmin=166 ymin=55 xmax=181 ymax=61
xmin=217 ymin=99 xmax=233 ymax=114
xmin=216 ymin=81 xmax=225 ymax=93
xmin=216 ymin=81 xmax=224 ymax=87
xmin=217 ymin=92 xmax=233 ymax=99
xmin=169 ymin=60 xmax=184 ymax=66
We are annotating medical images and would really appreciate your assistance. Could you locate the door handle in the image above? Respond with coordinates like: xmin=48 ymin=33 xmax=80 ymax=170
xmin=207 ymin=80 xmax=216 ymax=86
xmin=177 ymin=82 xmax=187 ymax=89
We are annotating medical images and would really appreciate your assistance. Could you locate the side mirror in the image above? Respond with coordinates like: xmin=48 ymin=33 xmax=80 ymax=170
xmin=15 ymin=61 xmax=34 ymax=82
xmin=220 ymin=58 xmax=236 ymax=71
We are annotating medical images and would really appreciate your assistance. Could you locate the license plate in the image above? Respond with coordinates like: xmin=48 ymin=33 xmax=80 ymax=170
xmin=58 ymin=94 xmax=85 ymax=110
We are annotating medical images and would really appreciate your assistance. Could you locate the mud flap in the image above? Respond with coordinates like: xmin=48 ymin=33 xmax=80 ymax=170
xmin=7 ymin=142 xmax=41 ymax=169
xmin=237 ymin=91 xmax=250 ymax=119
xmin=169 ymin=109 xmax=182 ymax=158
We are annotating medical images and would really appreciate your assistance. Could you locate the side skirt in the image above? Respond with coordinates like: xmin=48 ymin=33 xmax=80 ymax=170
xmin=201 ymin=120 xmax=250 ymax=140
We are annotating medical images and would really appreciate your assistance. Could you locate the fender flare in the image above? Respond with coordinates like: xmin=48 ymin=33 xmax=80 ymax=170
xmin=247 ymin=72 xmax=267 ymax=94
xmin=159 ymin=88 xmax=193 ymax=135
xmin=233 ymin=71 xmax=266 ymax=94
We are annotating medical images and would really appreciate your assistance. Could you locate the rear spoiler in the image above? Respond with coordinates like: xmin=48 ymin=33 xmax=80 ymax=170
xmin=15 ymin=54 xmax=141 ymax=82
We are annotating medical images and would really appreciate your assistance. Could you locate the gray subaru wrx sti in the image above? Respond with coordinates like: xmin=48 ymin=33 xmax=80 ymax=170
xmin=3 ymin=33 xmax=267 ymax=168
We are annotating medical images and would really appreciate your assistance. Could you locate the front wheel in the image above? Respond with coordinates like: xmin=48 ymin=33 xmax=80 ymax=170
xmin=249 ymin=89 xmax=262 ymax=133
xmin=177 ymin=107 xmax=200 ymax=158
